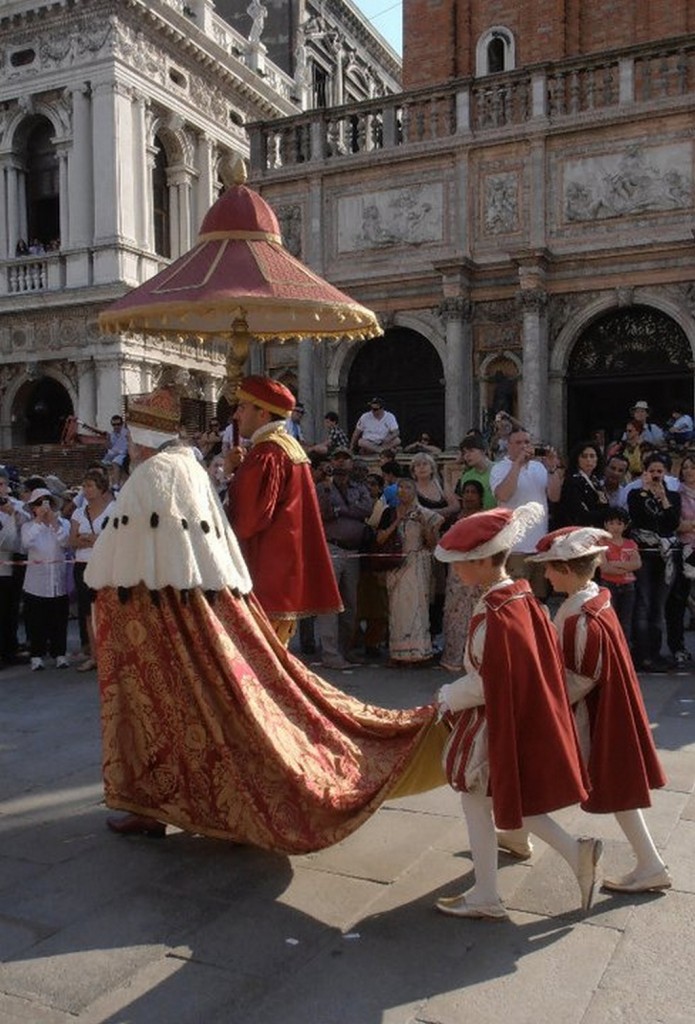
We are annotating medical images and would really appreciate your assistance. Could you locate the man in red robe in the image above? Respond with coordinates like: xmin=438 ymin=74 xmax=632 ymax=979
xmin=225 ymin=376 xmax=341 ymax=644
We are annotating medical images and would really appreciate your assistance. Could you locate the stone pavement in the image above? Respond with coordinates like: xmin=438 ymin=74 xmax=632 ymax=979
xmin=1 ymin=643 xmax=694 ymax=1024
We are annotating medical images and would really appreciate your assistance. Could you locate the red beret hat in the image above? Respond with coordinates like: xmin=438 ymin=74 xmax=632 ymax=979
xmin=237 ymin=375 xmax=296 ymax=417
xmin=527 ymin=526 xmax=611 ymax=563
xmin=435 ymin=503 xmax=544 ymax=563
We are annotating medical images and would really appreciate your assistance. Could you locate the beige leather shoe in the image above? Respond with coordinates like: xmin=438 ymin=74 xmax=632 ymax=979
xmin=602 ymin=867 xmax=672 ymax=893
xmin=435 ymin=895 xmax=509 ymax=920
xmin=496 ymin=830 xmax=533 ymax=860
xmin=576 ymin=837 xmax=603 ymax=910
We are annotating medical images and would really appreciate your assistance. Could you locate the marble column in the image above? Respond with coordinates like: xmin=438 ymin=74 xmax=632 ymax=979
xmin=518 ymin=288 xmax=548 ymax=442
xmin=91 ymin=79 xmax=135 ymax=243
xmin=133 ymin=95 xmax=152 ymax=251
xmin=166 ymin=166 xmax=194 ymax=257
xmin=196 ymin=134 xmax=215 ymax=230
xmin=56 ymin=146 xmax=69 ymax=247
xmin=5 ymin=160 xmax=20 ymax=256
xmin=297 ymin=337 xmax=315 ymax=434
xmin=68 ymin=83 xmax=93 ymax=248
xmin=440 ymin=297 xmax=473 ymax=448
xmin=76 ymin=359 xmax=97 ymax=428
xmin=0 ymin=161 xmax=9 ymax=258
xmin=95 ymin=358 xmax=123 ymax=426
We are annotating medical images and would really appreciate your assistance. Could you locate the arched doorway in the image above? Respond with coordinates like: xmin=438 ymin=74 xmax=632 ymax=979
xmin=566 ymin=306 xmax=693 ymax=448
xmin=13 ymin=376 xmax=73 ymax=445
xmin=347 ymin=328 xmax=445 ymax=448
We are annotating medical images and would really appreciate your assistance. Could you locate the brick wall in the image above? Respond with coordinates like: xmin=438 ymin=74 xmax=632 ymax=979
xmin=404 ymin=0 xmax=695 ymax=88
xmin=0 ymin=445 xmax=107 ymax=488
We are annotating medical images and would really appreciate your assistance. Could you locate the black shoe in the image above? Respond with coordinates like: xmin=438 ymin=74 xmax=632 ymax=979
xmin=364 ymin=646 xmax=382 ymax=658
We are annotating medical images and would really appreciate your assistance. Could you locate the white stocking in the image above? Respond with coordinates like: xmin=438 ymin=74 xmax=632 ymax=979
xmin=614 ymin=809 xmax=665 ymax=875
xmin=460 ymin=792 xmax=500 ymax=904
xmin=523 ymin=813 xmax=580 ymax=873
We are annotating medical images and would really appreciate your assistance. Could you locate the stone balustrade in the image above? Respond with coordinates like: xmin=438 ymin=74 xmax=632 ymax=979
xmin=250 ymin=35 xmax=695 ymax=174
xmin=4 ymin=254 xmax=62 ymax=296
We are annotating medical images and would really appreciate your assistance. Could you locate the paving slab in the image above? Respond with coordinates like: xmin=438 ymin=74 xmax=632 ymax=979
xmin=0 ymin=641 xmax=694 ymax=1023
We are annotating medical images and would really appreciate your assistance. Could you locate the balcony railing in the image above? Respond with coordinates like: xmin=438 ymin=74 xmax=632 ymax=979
xmin=5 ymin=255 xmax=55 ymax=295
xmin=250 ymin=35 xmax=695 ymax=174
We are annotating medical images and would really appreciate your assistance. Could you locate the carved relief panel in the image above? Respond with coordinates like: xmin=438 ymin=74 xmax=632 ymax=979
xmin=337 ymin=183 xmax=443 ymax=253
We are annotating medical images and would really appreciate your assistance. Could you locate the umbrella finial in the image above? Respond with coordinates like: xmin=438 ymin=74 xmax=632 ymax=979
xmin=220 ymin=154 xmax=248 ymax=190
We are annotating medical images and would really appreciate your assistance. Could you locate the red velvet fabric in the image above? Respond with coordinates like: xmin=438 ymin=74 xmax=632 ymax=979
xmin=228 ymin=440 xmax=341 ymax=618
xmin=454 ymin=580 xmax=589 ymax=830
xmin=562 ymin=588 xmax=667 ymax=813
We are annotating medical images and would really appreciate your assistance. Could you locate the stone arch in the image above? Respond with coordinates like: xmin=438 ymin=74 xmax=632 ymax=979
xmin=555 ymin=294 xmax=695 ymax=448
xmin=9 ymin=369 xmax=75 ymax=445
xmin=551 ymin=289 xmax=695 ymax=376
xmin=343 ymin=322 xmax=446 ymax=449
xmin=4 ymin=100 xmax=67 ymax=154
xmin=149 ymin=118 xmax=186 ymax=166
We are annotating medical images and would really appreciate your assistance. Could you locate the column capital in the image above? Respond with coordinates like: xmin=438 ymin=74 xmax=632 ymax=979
xmin=439 ymin=297 xmax=473 ymax=323
xmin=517 ymin=289 xmax=547 ymax=314
xmin=71 ymin=82 xmax=92 ymax=99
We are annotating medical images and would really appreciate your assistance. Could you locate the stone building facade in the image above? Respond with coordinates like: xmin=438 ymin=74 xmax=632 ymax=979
xmin=0 ymin=0 xmax=398 ymax=450
xmin=248 ymin=0 xmax=695 ymax=454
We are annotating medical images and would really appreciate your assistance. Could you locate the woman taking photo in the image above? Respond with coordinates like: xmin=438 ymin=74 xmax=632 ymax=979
xmin=70 ymin=468 xmax=116 ymax=671
xmin=376 ymin=478 xmax=444 ymax=666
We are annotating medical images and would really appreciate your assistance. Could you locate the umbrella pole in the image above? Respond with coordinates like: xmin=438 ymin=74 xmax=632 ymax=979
xmin=222 ymin=316 xmax=251 ymax=444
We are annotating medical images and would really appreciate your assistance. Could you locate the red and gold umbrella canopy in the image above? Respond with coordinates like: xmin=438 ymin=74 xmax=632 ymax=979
xmin=99 ymin=165 xmax=381 ymax=346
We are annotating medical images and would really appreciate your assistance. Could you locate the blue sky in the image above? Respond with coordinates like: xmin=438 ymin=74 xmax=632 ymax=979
xmin=354 ymin=0 xmax=402 ymax=55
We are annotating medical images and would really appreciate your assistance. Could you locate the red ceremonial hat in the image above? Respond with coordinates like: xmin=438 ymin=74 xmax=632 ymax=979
xmin=435 ymin=503 xmax=545 ymax=563
xmin=237 ymin=375 xmax=296 ymax=418
xmin=527 ymin=526 xmax=611 ymax=562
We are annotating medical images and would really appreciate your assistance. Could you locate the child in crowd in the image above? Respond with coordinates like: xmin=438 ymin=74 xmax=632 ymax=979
xmin=525 ymin=526 xmax=670 ymax=893
xmin=433 ymin=503 xmax=601 ymax=921
xmin=599 ymin=508 xmax=641 ymax=652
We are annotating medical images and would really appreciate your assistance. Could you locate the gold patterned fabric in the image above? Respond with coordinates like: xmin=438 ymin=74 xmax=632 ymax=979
xmin=96 ymin=585 xmax=446 ymax=853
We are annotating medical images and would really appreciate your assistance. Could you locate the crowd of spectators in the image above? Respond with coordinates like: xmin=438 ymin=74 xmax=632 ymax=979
xmin=4 ymin=394 xmax=693 ymax=677
xmin=294 ymin=397 xmax=695 ymax=674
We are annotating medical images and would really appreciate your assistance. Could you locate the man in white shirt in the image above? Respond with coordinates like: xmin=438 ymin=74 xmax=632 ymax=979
xmin=625 ymin=401 xmax=664 ymax=446
xmin=350 ymin=397 xmax=401 ymax=454
xmin=489 ymin=427 xmax=563 ymax=598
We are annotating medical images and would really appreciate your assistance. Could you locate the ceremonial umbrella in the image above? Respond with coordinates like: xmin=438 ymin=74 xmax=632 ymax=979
xmin=99 ymin=161 xmax=381 ymax=398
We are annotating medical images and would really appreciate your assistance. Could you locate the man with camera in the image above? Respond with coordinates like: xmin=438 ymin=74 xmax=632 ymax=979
xmin=489 ymin=427 xmax=562 ymax=598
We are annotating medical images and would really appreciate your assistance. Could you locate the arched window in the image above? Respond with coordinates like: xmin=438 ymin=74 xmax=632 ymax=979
xmin=475 ymin=27 xmax=515 ymax=77
xmin=152 ymin=138 xmax=171 ymax=258
xmin=23 ymin=117 xmax=59 ymax=250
